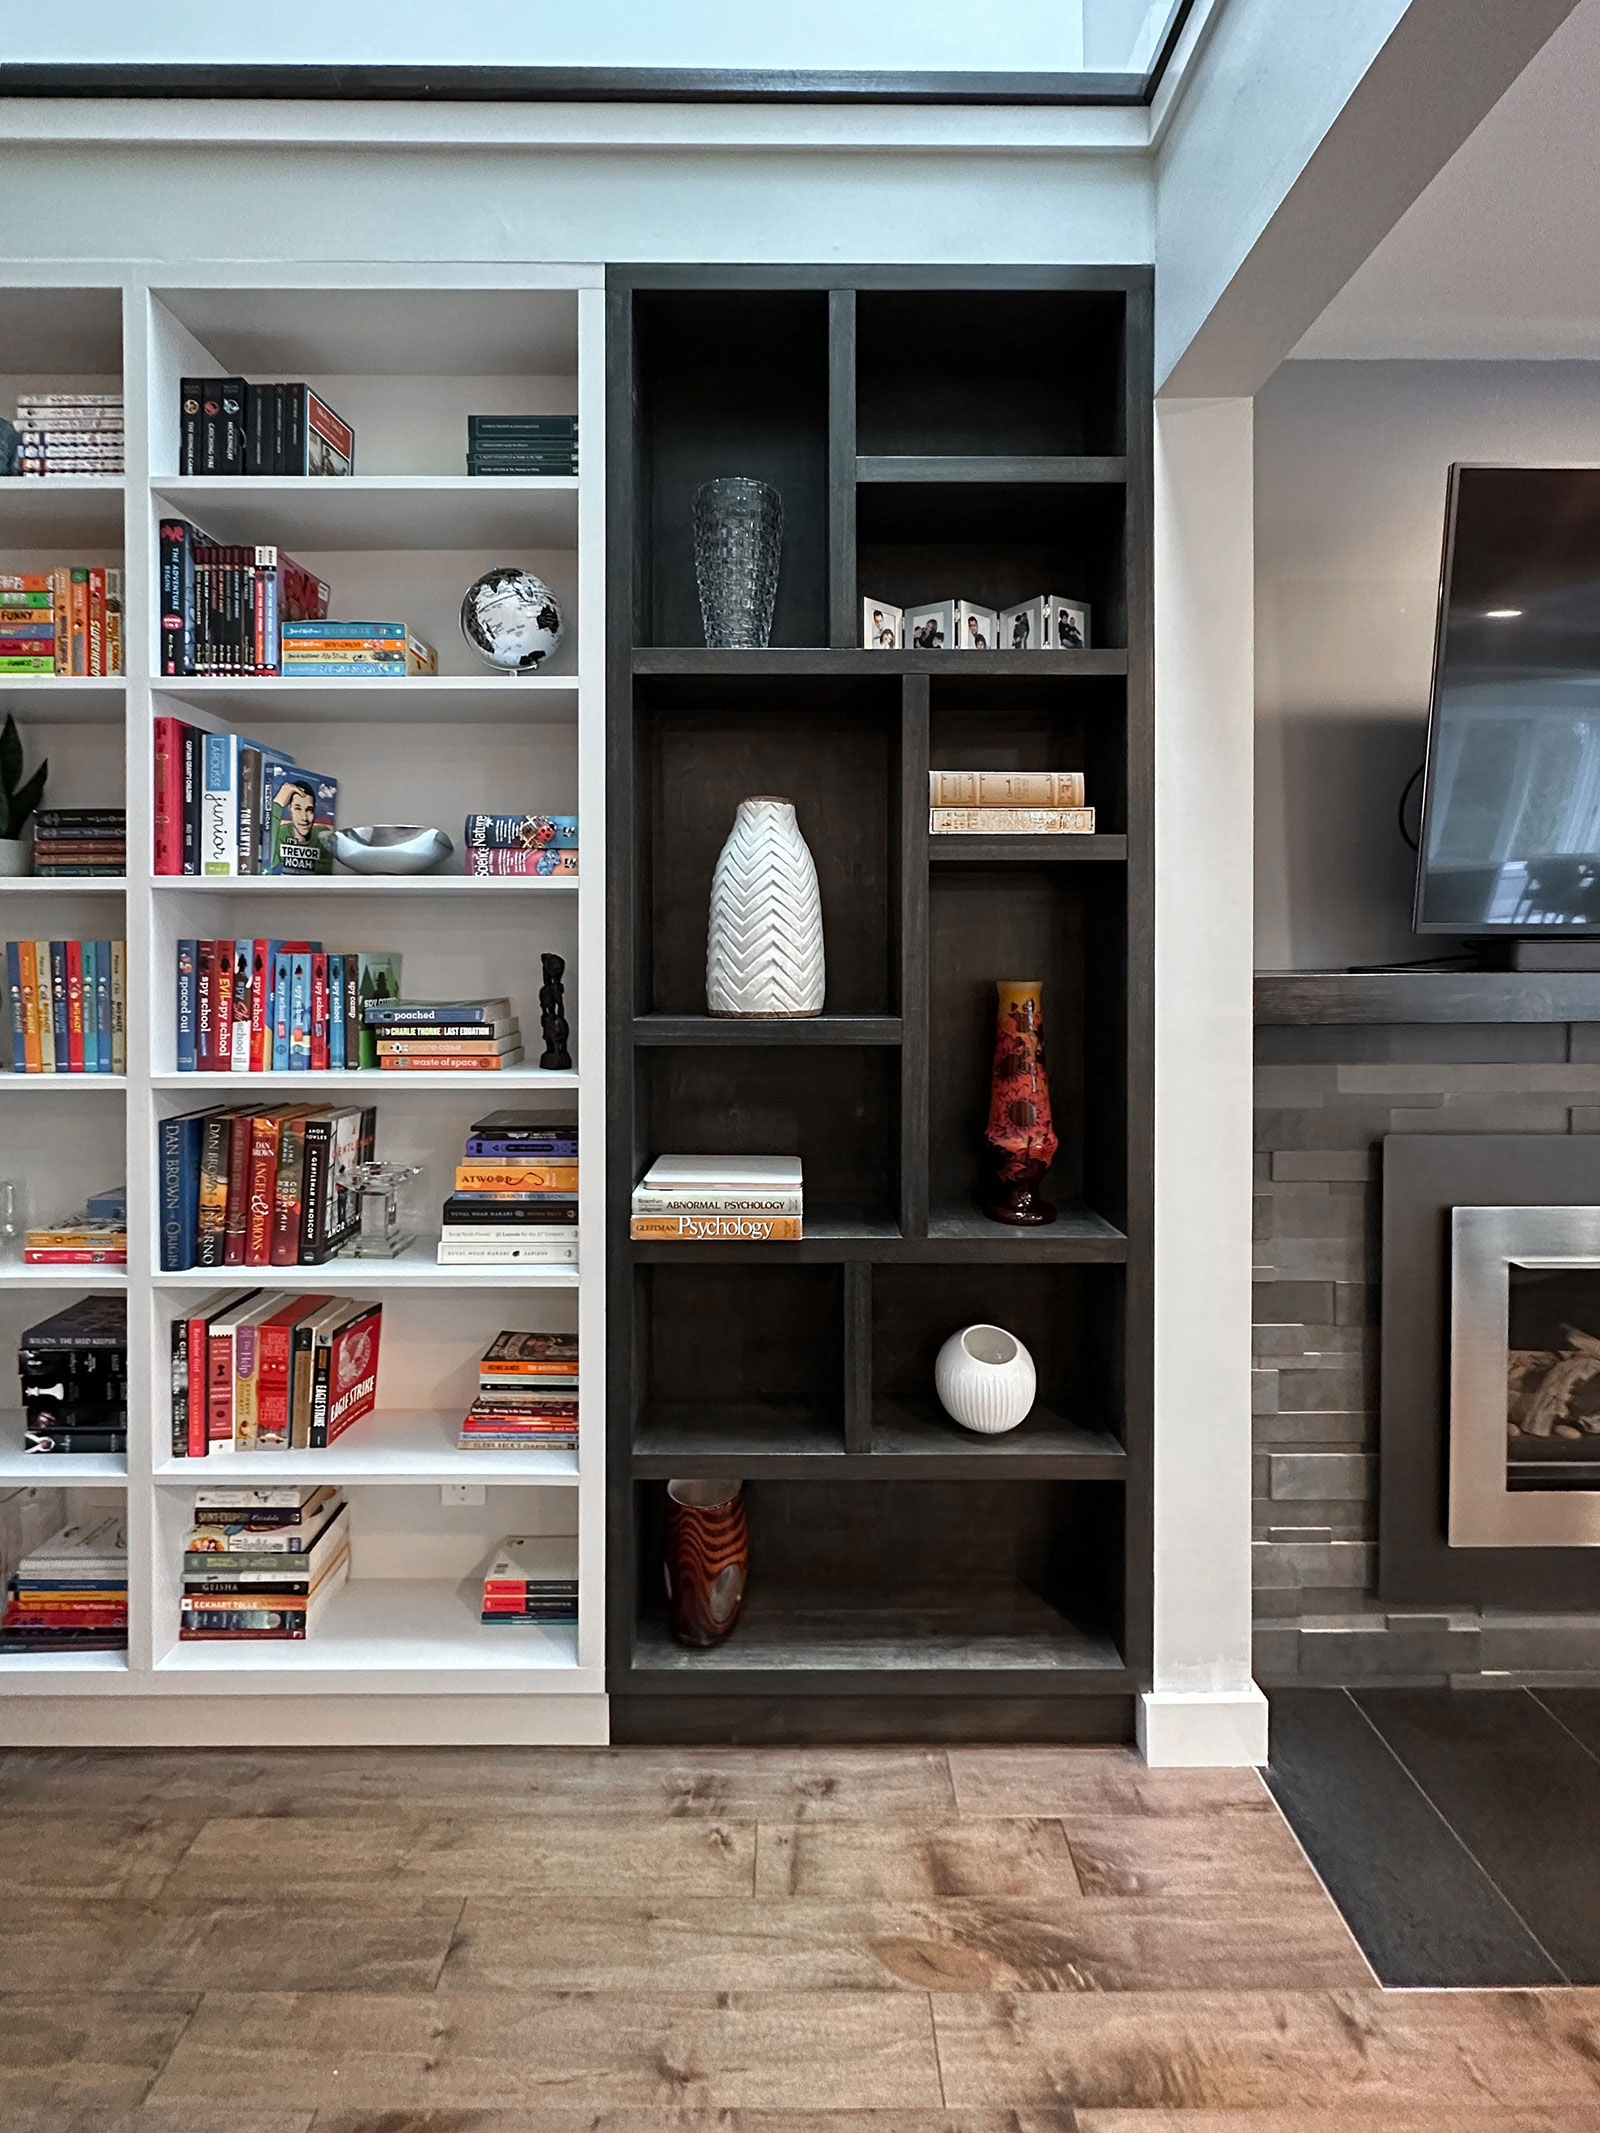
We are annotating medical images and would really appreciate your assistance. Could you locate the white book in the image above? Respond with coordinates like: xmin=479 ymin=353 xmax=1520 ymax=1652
xmin=632 ymin=1189 xmax=803 ymax=1215
xmin=485 ymin=1534 xmax=579 ymax=1585
xmin=21 ymin=1514 xmax=128 ymax=1573
xmin=437 ymin=1238 xmax=579 ymax=1263
xmin=640 ymin=1154 xmax=802 ymax=1191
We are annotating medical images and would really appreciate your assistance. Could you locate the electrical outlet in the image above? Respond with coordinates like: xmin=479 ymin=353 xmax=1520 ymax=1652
xmin=441 ymin=1484 xmax=485 ymax=1507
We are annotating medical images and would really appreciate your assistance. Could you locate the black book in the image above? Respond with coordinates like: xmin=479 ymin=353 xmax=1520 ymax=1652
xmin=19 ymin=1298 xmax=128 ymax=1352
xmin=285 ymin=384 xmax=304 ymax=475
xmin=25 ymin=1429 xmax=128 ymax=1454
xmin=179 ymin=376 xmax=202 ymax=474
xmin=271 ymin=383 xmax=287 ymax=475
xmin=218 ymin=377 xmax=246 ymax=474
xmin=245 ymin=384 xmax=274 ymax=476
xmin=441 ymin=1197 xmax=578 ymax=1225
xmin=180 ymin=721 xmax=200 ymax=873
xmin=199 ymin=379 xmax=222 ymax=474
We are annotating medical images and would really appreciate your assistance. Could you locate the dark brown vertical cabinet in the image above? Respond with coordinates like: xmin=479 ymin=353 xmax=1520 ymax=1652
xmin=606 ymin=268 xmax=1152 ymax=1744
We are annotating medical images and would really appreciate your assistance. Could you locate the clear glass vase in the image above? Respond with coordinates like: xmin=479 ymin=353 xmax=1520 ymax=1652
xmin=692 ymin=477 xmax=784 ymax=649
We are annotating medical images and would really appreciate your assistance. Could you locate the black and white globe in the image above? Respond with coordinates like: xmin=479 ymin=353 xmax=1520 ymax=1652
xmin=459 ymin=567 xmax=565 ymax=673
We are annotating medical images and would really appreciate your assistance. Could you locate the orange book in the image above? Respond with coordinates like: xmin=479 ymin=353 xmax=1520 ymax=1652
xmin=69 ymin=569 xmax=89 ymax=675
xmin=629 ymin=1212 xmax=803 ymax=1242
xmin=380 ymin=1052 xmax=525 ymax=1071
xmin=50 ymin=567 xmax=71 ymax=674
xmin=455 ymin=1164 xmax=577 ymax=1191
xmin=16 ymin=941 xmax=40 ymax=1072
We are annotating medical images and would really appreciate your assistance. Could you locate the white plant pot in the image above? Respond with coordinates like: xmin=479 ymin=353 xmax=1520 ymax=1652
xmin=0 ymin=837 xmax=28 ymax=878
xmin=935 ymin=1323 xmax=1036 ymax=1435
xmin=706 ymin=795 xmax=825 ymax=1018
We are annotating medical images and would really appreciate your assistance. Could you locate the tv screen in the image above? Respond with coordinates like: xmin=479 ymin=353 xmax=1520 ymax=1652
xmin=1416 ymin=464 xmax=1600 ymax=932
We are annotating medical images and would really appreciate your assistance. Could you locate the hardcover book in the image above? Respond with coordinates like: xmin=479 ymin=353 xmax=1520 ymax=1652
xmin=265 ymin=768 xmax=337 ymax=875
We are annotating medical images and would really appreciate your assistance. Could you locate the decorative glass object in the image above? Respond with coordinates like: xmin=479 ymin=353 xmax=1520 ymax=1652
xmin=460 ymin=567 xmax=565 ymax=673
xmin=692 ymin=477 xmax=783 ymax=649
xmin=983 ymin=978 xmax=1058 ymax=1226
xmin=339 ymin=1162 xmax=422 ymax=1259
xmin=706 ymin=796 xmax=825 ymax=1018
xmin=663 ymin=1479 xmax=748 ymax=1647
xmin=0 ymin=1181 xmax=21 ymax=1259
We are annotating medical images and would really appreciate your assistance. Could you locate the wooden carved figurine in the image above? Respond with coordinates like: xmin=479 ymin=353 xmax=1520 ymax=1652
xmin=663 ymin=1480 xmax=748 ymax=1647
xmin=982 ymin=977 xmax=1058 ymax=1226
xmin=539 ymin=952 xmax=571 ymax=1070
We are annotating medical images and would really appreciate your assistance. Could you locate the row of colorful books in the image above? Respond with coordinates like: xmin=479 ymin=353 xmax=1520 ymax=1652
xmin=461 ymin=1330 xmax=578 ymax=1451
xmin=159 ymin=519 xmax=329 ymax=678
xmin=181 ymin=1489 xmax=352 ymax=1640
xmin=482 ymin=1535 xmax=578 ymax=1625
xmin=463 ymin=813 xmax=578 ymax=878
xmin=630 ymin=1154 xmax=802 ymax=1243
xmin=1 ymin=1514 xmax=127 ymax=1652
xmin=160 ymin=1103 xmax=376 ymax=1272
xmin=278 ymin=621 xmax=437 ymax=678
xmin=1 ymin=568 xmax=123 ymax=674
xmin=156 ymin=720 xmax=337 ymax=877
xmin=178 ymin=380 xmax=353 ymax=477
xmin=19 ymin=1297 xmax=127 ymax=1456
xmin=171 ymin=1293 xmax=382 ymax=1457
xmin=31 ymin=808 xmax=125 ymax=878
xmin=927 ymin=769 xmax=1095 ymax=836
xmin=175 ymin=941 xmax=400 ymax=1073
xmin=9 ymin=392 xmax=123 ymax=478
xmin=4 ymin=939 xmax=127 ymax=1074
xmin=370 ymin=993 xmax=525 ymax=1075
xmin=439 ymin=1111 xmax=576 ymax=1264
xmin=25 ymin=1184 xmax=127 ymax=1267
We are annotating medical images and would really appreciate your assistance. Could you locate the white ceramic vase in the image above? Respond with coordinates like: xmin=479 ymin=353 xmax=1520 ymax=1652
xmin=0 ymin=837 xmax=28 ymax=879
xmin=934 ymin=1324 xmax=1036 ymax=1435
xmin=706 ymin=795 xmax=825 ymax=1018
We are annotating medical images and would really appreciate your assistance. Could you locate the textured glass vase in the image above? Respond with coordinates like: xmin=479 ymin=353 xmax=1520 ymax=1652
xmin=693 ymin=477 xmax=783 ymax=649
xmin=706 ymin=796 xmax=826 ymax=1018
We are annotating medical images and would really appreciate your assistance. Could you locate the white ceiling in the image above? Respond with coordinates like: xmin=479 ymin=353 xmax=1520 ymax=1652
xmin=1294 ymin=0 xmax=1600 ymax=359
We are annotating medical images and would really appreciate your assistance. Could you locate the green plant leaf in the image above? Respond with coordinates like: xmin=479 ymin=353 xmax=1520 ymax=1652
xmin=0 ymin=713 xmax=20 ymax=799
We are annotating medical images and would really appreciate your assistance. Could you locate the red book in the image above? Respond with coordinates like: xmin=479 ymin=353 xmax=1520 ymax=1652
xmin=154 ymin=718 xmax=184 ymax=876
xmin=64 ymin=940 xmax=85 ymax=1071
xmin=310 ymin=953 xmax=329 ymax=1071
xmin=250 ymin=938 xmax=271 ymax=1072
xmin=223 ymin=1106 xmax=253 ymax=1265
xmin=245 ymin=1112 xmax=283 ymax=1265
xmin=206 ymin=1322 xmax=236 ymax=1449
xmin=254 ymin=1293 xmax=331 ymax=1445
xmin=213 ymin=941 xmax=235 ymax=1070
xmin=320 ymin=1302 xmax=383 ymax=1446
xmin=87 ymin=566 xmax=106 ymax=676
xmin=196 ymin=940 xmax=215 ymax=1071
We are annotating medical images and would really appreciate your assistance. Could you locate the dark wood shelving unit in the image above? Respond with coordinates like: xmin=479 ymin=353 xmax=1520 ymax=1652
xmin=607 ymin=266 xmax=1152 ymax=1744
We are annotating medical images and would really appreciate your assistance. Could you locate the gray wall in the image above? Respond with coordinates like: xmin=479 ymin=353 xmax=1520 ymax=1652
xmin=1255 ymin=358 xmax=1600 ymax=970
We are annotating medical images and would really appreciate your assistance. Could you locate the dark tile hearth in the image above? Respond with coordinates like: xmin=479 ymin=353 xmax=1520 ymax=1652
xmin=1268 ymin=1684 xmax=1600 ymax=1985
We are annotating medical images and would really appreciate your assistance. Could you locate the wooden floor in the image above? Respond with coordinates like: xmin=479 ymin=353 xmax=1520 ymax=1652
xmin=0 ymin=1741 xmax=1598 ymax=2130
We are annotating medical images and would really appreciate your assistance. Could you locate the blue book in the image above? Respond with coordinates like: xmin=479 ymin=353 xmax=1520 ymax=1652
xmin=87 ymin=1187 xmax=126 ymax=1219
xmin=289 ymin=952 xmax=312 ymax=1069
xmin=94 ymin=941 xmax=112 ymax=1073
xmin=79 ymin=940 xmax=98 ymax=1073
xmin=327 ymin=953 xmax=345 ymax=1070
xmin=158 ymin=1107 xmax=213 ymax=1270
xmin=5 ymin=941 xmax=22 ymax=1070
xmin=48 ymin=942 xmax=68 ymax=1066
xmin=175 ymin=939 xmax=197 ymax=1073
xmin=272 ymin=953 xmax=291 ymax=1072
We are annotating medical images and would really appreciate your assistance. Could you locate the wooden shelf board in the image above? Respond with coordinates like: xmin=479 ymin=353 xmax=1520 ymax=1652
xmin=632 ymin=647 xmax=1128 ymax=679
xmin=153 ymin=675 xmax=578 ymax=727
xmin=0 ymin=1409 xmax=127 ymax=1485
xmin=869 ymin=1398 xmax=1128 ymax=1476
xmin=151 ymin=1068 xmax=578 ymax=1093
xmin=156 ymin=1577 xmax=579 ymax=1675
xmin=856 ymin=454 xmax=1128 ymax=485
xmin=632 ymin=1015 xmax=902 ymax=1047
xmin=152 ymin=474 xmax=578 ymax=550
xmin=0 ymin=1073 xmax=126 ymax=1092
xmin=0 ymin=1647 xmax=127 ymax=1676
xmin=628 ymin=1209 xmax=1127 ymax=1265
xmin=0 ymin=1265 xmax=126 ymax=1291
xmin=155 ymin=1250 xmax=579 ymax=1290
xmin=154 ymin=1407 xmax=578 ymax=1485
xmin=926 ymin=1204 xmax=1129 ymax=1261
xmin=0 ymin=877 xmax=126 ymax=893
xmin=631 ymin=1399 xmax=1125 ymax=1479
xmin=929 ymin=834 xmax=1127 ymax=864
xmin=632 ymin=1402 xmax=842 ymax=1476
xmin=628 ymin=1218 xmax=899 ymax=1265
xmin=148 ymin=874 xmax=577 ymax=896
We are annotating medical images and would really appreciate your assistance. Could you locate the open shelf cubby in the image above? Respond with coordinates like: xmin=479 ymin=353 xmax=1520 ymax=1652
xmin=607 ymin=267 xmax=1151 ymax=1744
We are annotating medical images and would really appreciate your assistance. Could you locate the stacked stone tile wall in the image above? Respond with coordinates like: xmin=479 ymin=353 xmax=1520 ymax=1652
xmin=1253 ymin=1016 xmax=1600 ymax=1683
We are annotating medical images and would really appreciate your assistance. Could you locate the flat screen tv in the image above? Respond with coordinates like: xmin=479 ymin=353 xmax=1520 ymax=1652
xmin=1416 ymin=464 xmax=1600 ymax=933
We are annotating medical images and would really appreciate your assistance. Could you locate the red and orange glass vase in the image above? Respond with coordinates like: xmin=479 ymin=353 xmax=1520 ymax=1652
xmin=983 ymin=977 xmax=1058 ymax=1226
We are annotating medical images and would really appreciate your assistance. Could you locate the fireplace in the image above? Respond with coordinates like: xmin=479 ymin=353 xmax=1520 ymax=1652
xmin=1451 ymin=1206 xmax=1600 ymax=1544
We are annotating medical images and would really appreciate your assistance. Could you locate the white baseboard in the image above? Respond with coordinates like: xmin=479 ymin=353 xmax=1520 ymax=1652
xmin=1138 ymin=1685 xmax=1269 ymax=1767
xmin=0 ymin=1693 xmax=610 ymax=1748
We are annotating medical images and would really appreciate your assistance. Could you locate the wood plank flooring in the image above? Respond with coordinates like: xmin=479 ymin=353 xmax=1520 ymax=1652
xmin=0 ymin=1740 xmax=1594 ymax=2129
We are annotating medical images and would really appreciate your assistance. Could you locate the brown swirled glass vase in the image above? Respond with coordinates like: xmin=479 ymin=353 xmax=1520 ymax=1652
xmin=663 ymin=1479 xmax=749 ymax=1648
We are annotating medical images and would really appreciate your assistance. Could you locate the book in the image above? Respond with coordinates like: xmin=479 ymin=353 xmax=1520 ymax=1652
xmin=928 ymin=770 xmax=1086 ymax=807
xmin=310 ymin=1300 xmax=382 ymax=1447
xmin=158 ymin=1106 xmax=221 ymax=1271
xmin=928 ymin=806 xmax=1096 ymax=834
xmin=264 ymin=767 xmax=337 ymax=875
xmin=464 ymin=814 xmax=578 ymax=850
xmin=382 ymin=1052 xmax=524 ymax=1072
xmin=638 ymin=1155 xmax=802 ymax=1190
xmin=442 ymin=1197 xmax=577 ymax=1225
xmin=436 ymin=1236 xmax=578 ymax=1263
xmin=630 ymin=1212 xmax=804 ymax=1241
xmin=364 ymin=997 xmax=511 ymax=1028
xmin=465 ymin=850 xmax=578 ymax=877
xmin=466 ymin=1112 xmax=577 ymax=1156
xmin=480 ymin=1331 xmax=579 ymax=1375
xmin=456 ymin=1164 xmax=577 ymax=1191
xmin=354 ymin=954 xmax=404 ymax=1068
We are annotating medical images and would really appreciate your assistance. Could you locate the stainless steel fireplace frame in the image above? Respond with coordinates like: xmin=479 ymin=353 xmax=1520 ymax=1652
xmin=1451 ymin=1204 xmax=1600 ymax=1547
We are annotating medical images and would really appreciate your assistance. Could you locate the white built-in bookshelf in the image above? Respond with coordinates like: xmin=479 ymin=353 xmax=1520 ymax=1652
xmin=0 ymin=266 xmax=607 ymax=1743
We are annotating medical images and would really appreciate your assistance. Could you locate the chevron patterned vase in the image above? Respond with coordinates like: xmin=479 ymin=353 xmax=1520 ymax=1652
xmin=706 ymin=796 xmax=826 ymax=1018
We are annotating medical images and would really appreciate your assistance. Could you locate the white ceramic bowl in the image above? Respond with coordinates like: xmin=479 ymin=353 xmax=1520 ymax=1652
xmin=331 ymin=825 xmax=453 ymax=875
xmin=934 ymin=1323 xmax=1037 ymax=1435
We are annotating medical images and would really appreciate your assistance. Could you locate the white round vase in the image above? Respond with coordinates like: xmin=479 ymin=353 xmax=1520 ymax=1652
xmin=706 ymin=795 xmax=825 ymax=1018
xmin=934 ymin=1324 xmax=1036 ymax=1435
xmin=0 ymin=837 xmax=28 ymax=878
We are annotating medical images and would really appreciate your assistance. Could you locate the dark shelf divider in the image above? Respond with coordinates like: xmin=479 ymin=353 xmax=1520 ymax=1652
xmin=929 ymin=833 xmax=1128 ymax=865
xmin=632 ymin=1015 xmax=903 ymax=1046
xmin=631 ymin=646 xmax=1129 ymax=679
xmin=857 ymin=454 xmax=1128 ymax=485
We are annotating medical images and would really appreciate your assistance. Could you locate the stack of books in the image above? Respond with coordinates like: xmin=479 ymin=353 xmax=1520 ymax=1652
xmin=159 ymin=1103 xmax=376 ymax=1271
xmin=31 ymin=808 xmax=125 ymax=877
xmin=174 ymin=942 xmax=400 ymax=1070
xmin=159 ymin=518 xmax=329 ymax=678
xmin=170 ymin=1293 xmax=382 ymax=1456
xmin=480 ymin=1535 xmax=579 ymax=1626
xmin=25 ymin=1186 xmax=127 ymax=1266
xmin=279 ymin=622 xmax=437 ymax=679
xmin=181 ymin=1488 xmax=352 ymax=1640
xmin=439 ymin=1111 xmax=577 ymax=1266
xmin=1 ymin=567 xmax=123 ymax=674
xmin=13 ymin=392 xmax=123 ymax=477
xmin=1 ymin=1515 xmax=127 ymax=1652
xmin=155 ymin=722 xmax=339 ymax=877
xmin=5 ymin=939 xmax=127 ymax=1074
xmin=631 ymin=1154 xmax=803 ymax=1242
xmin=463 ymin=813 xmax=578 ymax=878
xmin=461 ymin=1330 xmax=578 ymax=1452
xmin=178 ymin=380 xmax=353 ymax=476
xmin=927 ymin=770 xmax=1094 ymax=836
xmin=467 ymin=415 xmax=577 ymax=476
xmin=365 ymin=994 xmax=524 ymax=1073
xmin=19 ymin=1297 xmax=127 ymax=1456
